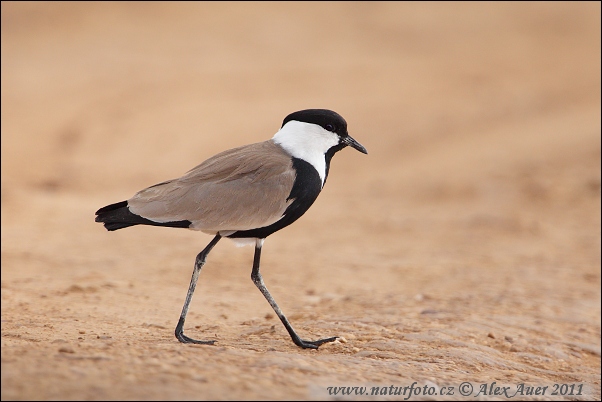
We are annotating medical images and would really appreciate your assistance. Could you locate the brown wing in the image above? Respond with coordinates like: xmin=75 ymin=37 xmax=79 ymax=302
xmin=127 ymin=140 xmax=296 ymax=232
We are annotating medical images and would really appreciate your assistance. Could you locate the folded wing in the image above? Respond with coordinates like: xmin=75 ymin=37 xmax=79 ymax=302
xmin=127 ymin=140 xmax=296 ymax=233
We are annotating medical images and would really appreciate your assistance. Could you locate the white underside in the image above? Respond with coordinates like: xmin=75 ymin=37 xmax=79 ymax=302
xmin=199 ymin=230 xmax=262 ymax=247
xmin=222 ymin=235 xmax=264 ymax=248
xmin=228 ymin=237 xmax=258 ymax=247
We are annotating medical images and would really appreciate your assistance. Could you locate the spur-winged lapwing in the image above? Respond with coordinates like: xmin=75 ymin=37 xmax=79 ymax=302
xmin=95 ymin=109 xmax=367 ymax=349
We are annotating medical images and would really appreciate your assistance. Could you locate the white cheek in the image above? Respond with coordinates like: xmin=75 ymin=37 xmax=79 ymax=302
xmin=272 ymin=121 xmax=339 ymax=185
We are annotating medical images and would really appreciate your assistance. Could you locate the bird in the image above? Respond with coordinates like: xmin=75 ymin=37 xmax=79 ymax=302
xmin=95 ymin=109 xmax=367 ymax=349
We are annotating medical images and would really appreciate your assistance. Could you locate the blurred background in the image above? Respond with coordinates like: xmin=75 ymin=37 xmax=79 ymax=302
xmin=2 ymin=2 xmax=600 ymax=400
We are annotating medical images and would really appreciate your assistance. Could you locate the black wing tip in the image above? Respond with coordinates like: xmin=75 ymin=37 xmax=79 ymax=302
xmin=95 ymin=200 xmax=128 ymax=216
xmin=102 ymin=222 xmax=137 ymax=231
xmin=95 ymin=200 xmax=133 ymax=231
xmin=95 ymin=200 xmax=192 ymax=231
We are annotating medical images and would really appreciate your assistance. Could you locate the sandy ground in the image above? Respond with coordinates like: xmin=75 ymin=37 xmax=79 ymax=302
xmin=1 ymin=3 xmax=600 ymax=400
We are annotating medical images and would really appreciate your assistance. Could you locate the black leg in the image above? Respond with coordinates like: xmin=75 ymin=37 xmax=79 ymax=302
xmin=250 ymin=239 xmax=337 ymax=349
xmin=175 ymin=234 xmax=221 ymax=344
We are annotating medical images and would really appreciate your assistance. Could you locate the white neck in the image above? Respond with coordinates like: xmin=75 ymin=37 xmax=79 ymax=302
xmin=272 ymin=121 xmax=339 ymax=186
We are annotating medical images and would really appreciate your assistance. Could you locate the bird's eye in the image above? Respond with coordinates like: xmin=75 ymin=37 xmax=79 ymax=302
xmin=325 ymin=124 xmax=335 ymax=132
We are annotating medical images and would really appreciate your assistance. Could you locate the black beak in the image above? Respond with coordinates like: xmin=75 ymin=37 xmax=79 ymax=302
xmin=342 ymin=135 xmax=368 ymax=154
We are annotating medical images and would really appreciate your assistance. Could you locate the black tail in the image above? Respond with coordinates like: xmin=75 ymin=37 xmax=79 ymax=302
xmin=95 ymin=201 xmax=191 ymax=231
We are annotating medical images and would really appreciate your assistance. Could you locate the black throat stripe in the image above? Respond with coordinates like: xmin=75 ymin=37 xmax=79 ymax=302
xmin=228 ymin=157 xmax=323 ymax=239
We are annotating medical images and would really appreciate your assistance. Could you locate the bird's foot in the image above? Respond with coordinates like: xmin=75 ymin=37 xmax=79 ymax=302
xmin=295 ymin=336 xmax=338 ymax=349
xmin=176 ymin=331 xmax=216 ymax=345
